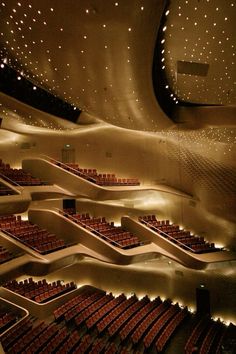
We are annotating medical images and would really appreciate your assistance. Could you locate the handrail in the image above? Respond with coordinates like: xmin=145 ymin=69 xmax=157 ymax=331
xmin=41 ymin=155 xmax=97 ymax=183
xmin=0 ymin=229 xmax=39 ymax=253
xmin=0 ymin=171 xmax=24 ymax=191
xmin=57 ymin=208 xmax=148 ymax=248
xmin=140 ymin=218 xmax=195 ymax=253
xmin=57 ymin=208 xmax=123 ymax=248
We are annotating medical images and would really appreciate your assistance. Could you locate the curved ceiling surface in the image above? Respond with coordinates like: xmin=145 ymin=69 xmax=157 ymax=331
xmin=162 ymin=0 xmax=236 ymax=105
xmin=0 ymin=0 xmax=171 ymax=131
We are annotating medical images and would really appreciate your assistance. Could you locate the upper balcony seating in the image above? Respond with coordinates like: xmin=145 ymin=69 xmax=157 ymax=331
xmin=1 ymin=286 xmax=233 ymax=354
xmin=0 ymin=181 xmax=16 ymax=196
xmin=0 ymin=159 xmax=49 ymax=186
xmin=2 ymin=277 xmax=76 ymax=303
xmin=0 ymin=214 xmax=72 ymax=254
xmin=62 ymin=209 xmax=144 ymax=249
xmin=138 ymin=215 xmax=221 ymax=254
xmin=0 ymin=244 xmax=14 ymax=264
xmin=55 ymin=161 xmax=140 ymax=186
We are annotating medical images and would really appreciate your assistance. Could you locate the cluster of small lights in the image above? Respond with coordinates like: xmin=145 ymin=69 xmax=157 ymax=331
xmin=158 ymin=127 xmax=236 ymax=158
xmin=0 ymin=100 xmax=77 ymax=130
xmin=161 ymin=1 xmax=236 ymax=104
xmin=160 ymin=9 xmax=178 ymax=104
xmin=0 ymin=1 xmax=150 ymax=130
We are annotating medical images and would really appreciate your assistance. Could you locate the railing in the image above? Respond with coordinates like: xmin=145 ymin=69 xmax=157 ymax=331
xmin=57 ymin=208 xmax=149 ymax=248
xmin=41 ymin=155 xmax=97 ymax=183
xmin=140 ymin=218 xmax=195 ymax=253
xmin=0 ymin=172 xmax=23 ymax=192
xmin=57 ymin=208 xmax=123 ymax=248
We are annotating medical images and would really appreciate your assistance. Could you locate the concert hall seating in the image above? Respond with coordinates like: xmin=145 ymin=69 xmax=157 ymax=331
xmin=0 ymin=159 xmax=49 ymax=186
xmin=0 ymin=310 xmax=18 ymax=335
xmin=2 ymin=278 xmax=76 ymax=303
xmin=138 ymin=215 xmax=221 ymax=254
xmin=0 ymin=285 xmax=234 ymax=354
xmin=62 ymin=209 xmax=144 ymax=249
xmin=0 ymin=214 xmax=72 ymax=254
xmin=55 ymin=160 xmax=140 ymax=186
xmin=185 ymin=316 xmax=227 ymax=354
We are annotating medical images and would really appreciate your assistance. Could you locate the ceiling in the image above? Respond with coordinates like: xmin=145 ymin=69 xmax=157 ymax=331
xmin=163 ymin=0 xmax=236 ymax=105
xmin=0 ymin=0 xmax=235 ymax=131
xmin=0 ymin=0 xmax=170 ymax=131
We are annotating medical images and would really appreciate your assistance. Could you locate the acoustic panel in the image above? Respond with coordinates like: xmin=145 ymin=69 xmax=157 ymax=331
xmin=177 ymin=61 xmax=209 ymax=76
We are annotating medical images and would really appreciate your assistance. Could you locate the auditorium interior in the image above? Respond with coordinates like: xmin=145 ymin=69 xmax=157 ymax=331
xmin=0 ymin=0 xmax=236 ymax=353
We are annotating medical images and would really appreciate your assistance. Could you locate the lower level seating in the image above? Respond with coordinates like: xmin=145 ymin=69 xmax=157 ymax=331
xmin=3 ymin=278 xmax=76 ymax=303
xmin=0 ymin=286 xmax=234 ymax=354
xmin=0 ymin=311 xmax=18 ymax=335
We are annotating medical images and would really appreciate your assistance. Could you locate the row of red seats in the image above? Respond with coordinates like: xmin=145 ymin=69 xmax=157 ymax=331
xmin=57 ymin=330 xmax=81 ymax=354
xmin=53 ymin=288 xmax=192 ymax=352
xmin=1 ymin=287 xmax=233 ymax=354
xmin=0 ymin=311 xmax=17 ymax=335
xmin=0 ymin=316 xmax=33 ymax=351
xmin=185 ymin=317 xmax=211 ymax=353
xmin=107 ymin=295 xmax=149 ymax=337
xmin=186 ymin=316 xmax=226 ymax=354
xmin=62 ymin=210 xmax=143 ymax=249
xmin=143 ymin=304 xmax=182 ymax=348
xmin=86 ymin=293 xmax=126 ymax=329
xmin=0 ymin=245 xmax=14 ymax=264
xmin=55 ymin=161 xmax=140 ymax=186
xmin=54 ymin=289 xmax=92 ymax=320
xmin=131 ymin=300 xmax=171 ymax=344
xmin=156 ymin=307 xmax=189 ymax=352
xmin=75 ymin=293 xmax=114 ymax=327
xmin=0 ymin=215 xmax=70 ymax=254
xmin=0 ymin=214 xmax=20 ymax=228
xmin=3 ymin=278 xmax=76 ymax=303
xmin=97 ymin=295 xmax=137 ymax=333
xmin=119 ymin=297 xmax=161 ymax=341
xmin=89 ymin=337 xmax=108 ymax=354
xmin=8 ymin=320 xmax=48 ymax=353
xmin=199 ymin=321 xmax=225 ymax=354
xmin=0 ymin=159 xmax=49 ymax=186
xmin=139 ymin=215 xmax=220 ymax=254
xmin=1 ymin=313 xmax=130 ymax=354
xmin=64 ymin=292 xmax=104 ymax=322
